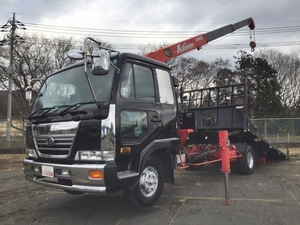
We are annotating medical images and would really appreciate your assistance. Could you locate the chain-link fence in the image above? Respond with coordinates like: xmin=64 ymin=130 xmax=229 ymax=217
xmin=0 ymin=119 xmax=25 ymax=149
xmin=1 ymin=117 xmax=300 ymax=150
xmin=250 ymin=118 xmax=300 ymax=144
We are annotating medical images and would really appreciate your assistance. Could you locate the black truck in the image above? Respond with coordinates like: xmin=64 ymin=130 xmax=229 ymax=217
xmin=22 ymin=18 xmax=286 ymax=208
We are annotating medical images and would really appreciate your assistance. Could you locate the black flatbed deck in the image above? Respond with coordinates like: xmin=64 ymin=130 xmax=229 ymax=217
xmin=180 ymin=83 xmax=288 ymax=160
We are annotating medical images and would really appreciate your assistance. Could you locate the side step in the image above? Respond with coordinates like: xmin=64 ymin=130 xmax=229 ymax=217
xmin=117 ymin=171 xmax=139 ymax=179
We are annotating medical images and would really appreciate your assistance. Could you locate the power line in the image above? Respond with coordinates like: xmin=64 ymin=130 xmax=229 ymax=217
xmin=20 ymin=21 xmax=300 ymax=42
xmin=9 ymin=30 xmax=300 ymax=51
xmin=2 ymin=11 xmax=300 ymax=25
xmin=24 ymin=21 xmax=300 ymax=34
xmin=3 ymin=14 xmax=300 ymax=54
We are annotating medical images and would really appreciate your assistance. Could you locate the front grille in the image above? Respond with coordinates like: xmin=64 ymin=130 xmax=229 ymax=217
xmin=34 ymin=134 xmax=75 ymax=158
xmin=31 ymin=121 xmax=80 ymax=159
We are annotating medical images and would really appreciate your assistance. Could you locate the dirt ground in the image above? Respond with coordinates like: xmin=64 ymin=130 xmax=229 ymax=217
xmin=0 ymin=148 xmax=299 ymax=225
xmin=0 ymin=154 xmax=25 ymax=163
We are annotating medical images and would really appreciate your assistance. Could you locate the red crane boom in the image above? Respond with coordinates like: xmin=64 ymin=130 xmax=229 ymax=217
xmin=144 ymin=17 xmax=255 ymax=62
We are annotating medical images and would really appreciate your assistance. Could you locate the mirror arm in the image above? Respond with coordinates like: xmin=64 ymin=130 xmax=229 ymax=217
xmin=110 ymin=62 xmax=120 ymax=74
xmin=87 ymin=37 xmax=101 ymax=46
xmin=83 ymin=41 xmax=104 ymax=109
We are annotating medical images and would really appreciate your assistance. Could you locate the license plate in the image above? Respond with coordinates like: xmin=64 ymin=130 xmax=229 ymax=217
xmin=42 ymin=165 xmax=54 ymax=177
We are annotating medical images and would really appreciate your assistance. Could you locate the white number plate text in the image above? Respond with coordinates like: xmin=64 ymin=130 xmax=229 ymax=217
xmin=42 ymin=165 xmax=54 ymax=177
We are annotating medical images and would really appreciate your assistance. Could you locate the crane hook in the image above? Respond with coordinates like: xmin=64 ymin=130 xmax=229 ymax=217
xmin=250 ymin=41 xmax=256 ymax=52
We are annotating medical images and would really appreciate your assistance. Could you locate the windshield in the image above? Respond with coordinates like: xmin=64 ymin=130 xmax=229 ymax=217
xmin=30 ymin=64 xmax=115 ymax=114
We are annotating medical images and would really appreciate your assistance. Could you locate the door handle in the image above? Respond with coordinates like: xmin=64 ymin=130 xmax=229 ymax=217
xmin=151 ymin=116 xmax=162 ymax=122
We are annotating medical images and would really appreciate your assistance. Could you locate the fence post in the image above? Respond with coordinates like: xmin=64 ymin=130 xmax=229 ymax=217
xmin=264 ymin=119 xmax=268 ymax=138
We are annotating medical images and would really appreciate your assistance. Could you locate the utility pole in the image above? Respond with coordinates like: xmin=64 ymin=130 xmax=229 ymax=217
xmin=0 ymin=13 xmax=26 ymax=148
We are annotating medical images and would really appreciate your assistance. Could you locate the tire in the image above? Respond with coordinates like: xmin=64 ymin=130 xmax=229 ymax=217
xmin=124 ymin=155 xmax=165 ymax=208
xmin=230 ymin=160 xmax=240 ymax=174
xmin=237 ymin=145 xmax=255 ymax=175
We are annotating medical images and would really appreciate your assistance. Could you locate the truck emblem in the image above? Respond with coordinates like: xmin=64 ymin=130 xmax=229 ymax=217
xmin=46 ymin=137 xmax=55 ymax=146
xmin=164 ymin=48 xmax=172 ymax=57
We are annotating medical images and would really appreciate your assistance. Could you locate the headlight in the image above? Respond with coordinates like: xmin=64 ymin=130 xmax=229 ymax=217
xmin=75 ymin=150 xmax=115 ymax=161
xmin=26 ymin=148 xmax=38 ymax=158
xmin=102 ymin=150 xmax=115 ymax=161
xmin=78 ymin=151 xmax=102 ymax=160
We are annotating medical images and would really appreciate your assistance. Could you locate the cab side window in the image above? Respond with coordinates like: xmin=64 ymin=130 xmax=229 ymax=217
xmin=156 ymin=69 xmax=174 ymax=104
xmin=120 ymin=63 xmax=134 ymax=99
xmin=120 ymin=63 xmax=155 ymax=101
xmin=120 ymin=110 xmax=148 ymax=143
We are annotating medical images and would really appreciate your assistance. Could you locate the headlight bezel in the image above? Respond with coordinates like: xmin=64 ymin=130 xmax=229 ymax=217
xmin=75 ymin=150 xmax=115 ymax=161
xmin=26 ymin=148 xmax=38 ymax=159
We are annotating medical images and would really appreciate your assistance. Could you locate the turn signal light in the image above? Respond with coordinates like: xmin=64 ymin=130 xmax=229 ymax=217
xmin=120 ymin=147 xmax=131 ymax=154
xmin=89 ymin=170 xmax=103 ymax=179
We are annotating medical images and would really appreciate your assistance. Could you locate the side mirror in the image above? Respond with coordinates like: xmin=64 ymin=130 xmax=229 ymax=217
xmin=91 ymin=49 xmax=110 ymax=75
xmin=67 ymin=49 xmax=84 ymax=60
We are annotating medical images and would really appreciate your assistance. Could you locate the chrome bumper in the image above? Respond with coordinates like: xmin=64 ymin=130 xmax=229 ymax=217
xmin=23 ymin=159 xmax=107 ymax=193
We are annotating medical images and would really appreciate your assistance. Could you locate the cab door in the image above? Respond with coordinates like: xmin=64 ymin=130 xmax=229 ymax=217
xmin=116 ymin=61 xmax=163 ymax=155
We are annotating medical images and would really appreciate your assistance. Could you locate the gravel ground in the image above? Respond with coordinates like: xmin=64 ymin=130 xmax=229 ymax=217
xmin=0 ymin=149 xmax=299 ymax=224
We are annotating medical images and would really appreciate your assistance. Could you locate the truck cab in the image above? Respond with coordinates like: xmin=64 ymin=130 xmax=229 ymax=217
xmin=23 ymin=44 xmax=180 ymax=208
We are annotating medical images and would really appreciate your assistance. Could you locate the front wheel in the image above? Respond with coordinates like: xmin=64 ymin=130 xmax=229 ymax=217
xmin=237 ymin=145 xmax=255 ymax=175
xmin=124 ymin=155 xmax=165 ymax=208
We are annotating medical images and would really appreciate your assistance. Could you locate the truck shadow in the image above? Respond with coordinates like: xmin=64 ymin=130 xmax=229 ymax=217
xmin=36 ymin=190 xmax=187 ymax=225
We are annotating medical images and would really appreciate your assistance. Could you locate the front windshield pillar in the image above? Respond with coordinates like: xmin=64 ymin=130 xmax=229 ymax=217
xmin=101 ymin=104 xmax=116 ymax=159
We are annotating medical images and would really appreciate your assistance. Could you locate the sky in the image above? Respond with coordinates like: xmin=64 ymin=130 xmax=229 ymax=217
xmin=1 ymin=0 xmax=300 ymax=64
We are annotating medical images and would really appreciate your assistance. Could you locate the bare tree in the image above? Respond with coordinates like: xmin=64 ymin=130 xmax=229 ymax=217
xmin=48 ymin=37 xmax=75 ymax=70
xmin=81 ymin=37 xmax=114 ymax=54
xmin=139 ymin=41 xmax=177 ymax=67
xmin=0 ymin=34 xmax=115 ymax=125
xmin=139 ymin=41 xmax=170 ymax=55
xmin=172 ymin=56 xmax=231 ymax=92
xmin=171 ymin=57 xmax=198 ymax=92
xmin=255 ymin=49 xmax=300 ymax=116
xmin=0 ymin=34 xmax=77 ymax=131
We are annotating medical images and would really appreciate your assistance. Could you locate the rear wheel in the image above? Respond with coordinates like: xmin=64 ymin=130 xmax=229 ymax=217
xmin=124 ymin=155 xmax=165 ymax=208
xmin=237 ymin=145 xmax=255 ymax=175
xmin=230 ymin=160 xmax=240 ymax=174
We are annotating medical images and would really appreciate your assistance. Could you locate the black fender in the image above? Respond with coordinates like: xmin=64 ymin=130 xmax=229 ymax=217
xmin=233 ymin=142 xmax=246 ymax=153
xmin=139 ymin=137 xmax=179 ymax=185
xmin=234 ymin=142 xmax=258 ymax=159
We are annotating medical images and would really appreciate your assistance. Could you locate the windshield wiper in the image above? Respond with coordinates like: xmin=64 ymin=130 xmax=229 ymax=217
xmin=39 ymin=106 xmax=60 ymax=118
xmin=59 ymin=101 xmax=95 ymax=116
xmin=28 ymin=106 xmax=61 ymax=120
xmin=28 ymin=107 xmax=53 ymax=120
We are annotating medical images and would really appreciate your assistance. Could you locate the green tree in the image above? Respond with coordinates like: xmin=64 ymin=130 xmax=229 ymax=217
xmin=234 ymin=50 xmax=282 ymax=118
